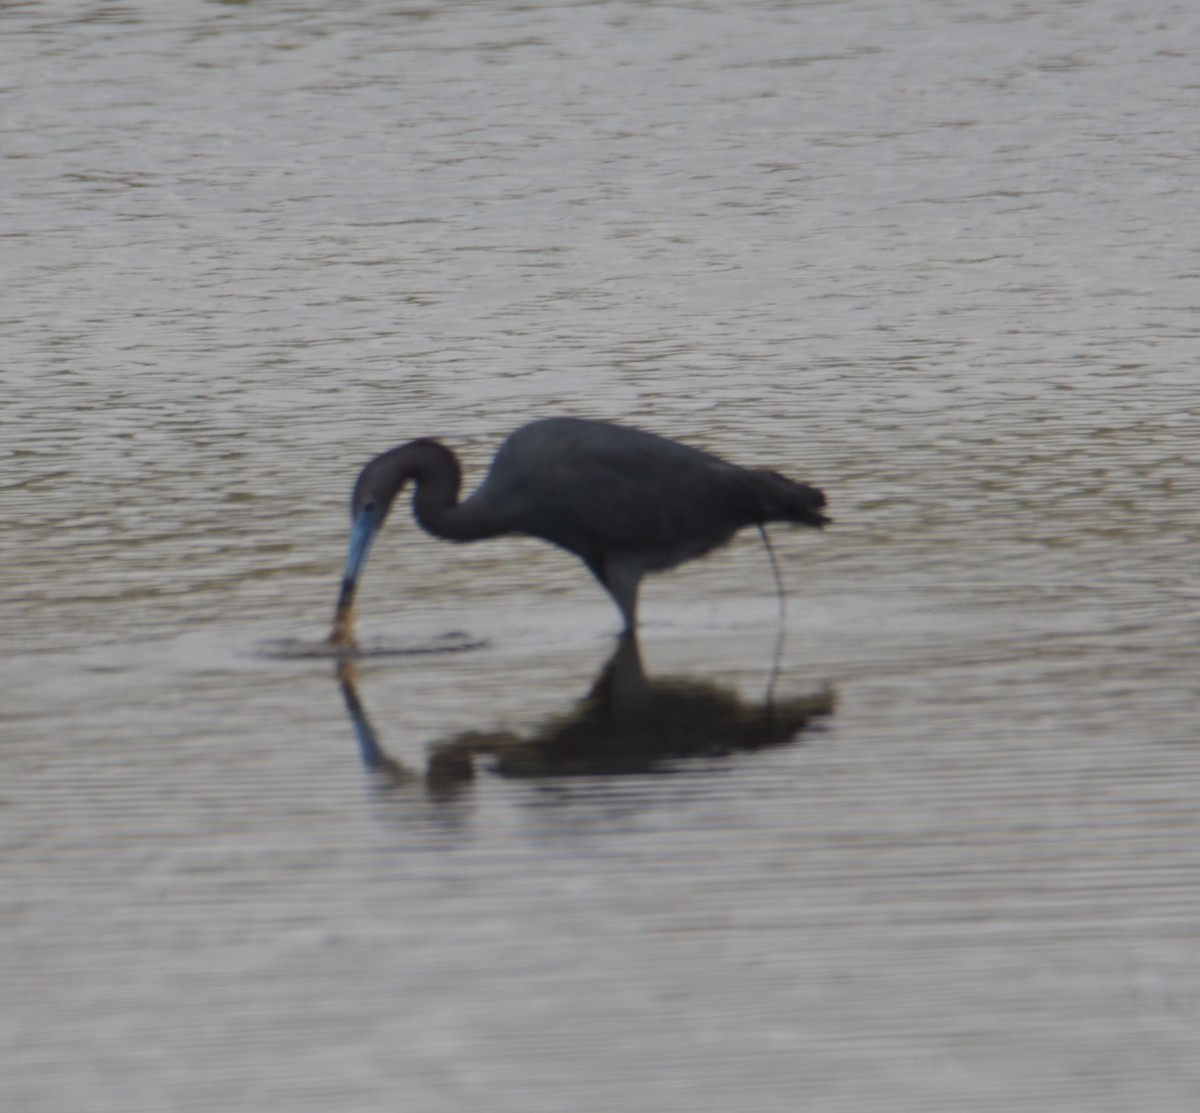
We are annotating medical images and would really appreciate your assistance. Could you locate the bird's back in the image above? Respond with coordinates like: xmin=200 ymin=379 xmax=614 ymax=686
xmin=469 ymin=417 xmax=824 ymax=569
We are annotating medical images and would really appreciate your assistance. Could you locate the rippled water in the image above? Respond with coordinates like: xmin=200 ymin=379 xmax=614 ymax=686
xmin=4 ymin=2 xmax=1199 ymax=1110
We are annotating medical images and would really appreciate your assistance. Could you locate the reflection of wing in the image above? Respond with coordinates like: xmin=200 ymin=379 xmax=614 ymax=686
xmin=488 ymin=677 xmax=835 ymax=778
xmin=429 ymin=637 xmax=834 ymax=777
xmin=338 ymin=636 xmax=835 ymax=787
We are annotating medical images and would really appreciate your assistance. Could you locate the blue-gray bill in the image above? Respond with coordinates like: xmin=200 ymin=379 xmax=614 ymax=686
xmin=329 ymin=506 xmax=382 ymax=646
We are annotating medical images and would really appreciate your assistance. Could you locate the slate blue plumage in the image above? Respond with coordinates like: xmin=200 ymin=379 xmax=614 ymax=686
xmin=331 ymin=417 xmax=828 ymax=642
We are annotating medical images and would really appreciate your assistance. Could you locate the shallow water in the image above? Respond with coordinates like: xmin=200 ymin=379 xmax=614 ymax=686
xmin=3 ymin=1 xmax=1199 ymax=1110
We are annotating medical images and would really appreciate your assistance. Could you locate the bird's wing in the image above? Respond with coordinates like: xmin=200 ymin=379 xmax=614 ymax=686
xmin=502 ymin=434 xmax=761 ymax=558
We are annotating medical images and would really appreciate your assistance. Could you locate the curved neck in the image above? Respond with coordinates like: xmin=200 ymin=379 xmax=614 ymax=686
xmin=371 ymin=439 xmax=498 ymax=542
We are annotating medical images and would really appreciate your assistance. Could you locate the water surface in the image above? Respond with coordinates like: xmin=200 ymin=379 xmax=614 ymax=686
xmin=3 ymin=2 xmax=1199 ymax=1110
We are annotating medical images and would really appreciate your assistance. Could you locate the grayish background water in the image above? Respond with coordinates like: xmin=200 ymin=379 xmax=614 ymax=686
xmin=3 ymin=1 xmax=1198 ymax=1110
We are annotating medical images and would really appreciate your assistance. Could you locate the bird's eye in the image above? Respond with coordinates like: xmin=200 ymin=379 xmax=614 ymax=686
xmin=363 ymin=500 xmax=377 ymax=515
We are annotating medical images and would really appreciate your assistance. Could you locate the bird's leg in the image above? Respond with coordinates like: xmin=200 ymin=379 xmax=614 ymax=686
xmin=597 ymin=555 xmax=644 ymax=638
xmin=616 ymin=593 xmax=638 ymax=638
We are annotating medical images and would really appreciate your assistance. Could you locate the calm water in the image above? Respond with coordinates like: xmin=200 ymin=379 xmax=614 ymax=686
xmin=3 ymin=1 xmax=1199 ymax=1110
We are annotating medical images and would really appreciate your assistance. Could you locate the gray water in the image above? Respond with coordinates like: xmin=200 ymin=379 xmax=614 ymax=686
xmin=3 ymin=1 xmax=1199 ymax=1110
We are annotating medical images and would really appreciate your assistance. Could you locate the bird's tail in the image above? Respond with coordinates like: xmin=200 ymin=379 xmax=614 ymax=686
xmin=748 ymin=469 xmax=830 ymax=528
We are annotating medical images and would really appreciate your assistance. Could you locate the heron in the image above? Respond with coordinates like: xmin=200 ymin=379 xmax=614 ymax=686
xmin=330 ymin=416 xmax=828 ymax=646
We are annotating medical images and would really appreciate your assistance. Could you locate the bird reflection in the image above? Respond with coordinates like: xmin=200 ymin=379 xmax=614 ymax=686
xmin=336 ymin=637 xmax=833 ymax=796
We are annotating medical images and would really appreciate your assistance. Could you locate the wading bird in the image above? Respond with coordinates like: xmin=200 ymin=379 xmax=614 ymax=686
xmin=330 ymin=417 xmax=828 ymax=645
